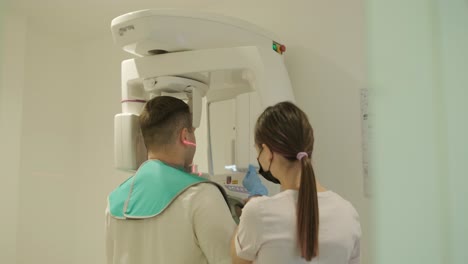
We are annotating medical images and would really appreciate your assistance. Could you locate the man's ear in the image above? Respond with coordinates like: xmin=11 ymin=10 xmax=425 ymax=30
xmin=179 ymin=127 xmax=189 ymax=143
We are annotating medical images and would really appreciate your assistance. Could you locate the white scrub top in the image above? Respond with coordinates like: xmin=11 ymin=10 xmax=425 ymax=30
xmin=235 ymin=190 xmax=361 ymax=264
xmin=106 ymin=183 xmax=236 ymax=264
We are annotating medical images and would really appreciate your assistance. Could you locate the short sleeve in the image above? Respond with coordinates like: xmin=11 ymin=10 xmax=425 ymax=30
xmin=235 ymin=198 xmax=264 ymax=261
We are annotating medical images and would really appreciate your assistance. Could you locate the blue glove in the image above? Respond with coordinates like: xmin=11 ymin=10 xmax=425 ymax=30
xmin=242 ymin=164 xmax=268 ymax=197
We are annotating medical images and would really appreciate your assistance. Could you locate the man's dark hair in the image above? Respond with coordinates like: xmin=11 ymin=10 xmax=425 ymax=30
xmin=139 ymin=96 xmax=192 ymax=150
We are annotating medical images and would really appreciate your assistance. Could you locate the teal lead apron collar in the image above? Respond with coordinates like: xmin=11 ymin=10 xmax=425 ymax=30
xmin=109 ymin=160 xmax=228 ymax=219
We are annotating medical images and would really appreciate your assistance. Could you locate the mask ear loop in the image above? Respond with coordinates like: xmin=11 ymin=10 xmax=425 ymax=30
xmin=258 ymin=146 xmax=274 ymax=172
xmin=267 ymin=152 xmax=274 ymax=172
xmin=257 ymin=147 xmax=264 ymax=161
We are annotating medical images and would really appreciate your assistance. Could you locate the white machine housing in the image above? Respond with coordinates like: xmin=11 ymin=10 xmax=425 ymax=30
xmin=111 ymin=9 xmax=295 ymax=199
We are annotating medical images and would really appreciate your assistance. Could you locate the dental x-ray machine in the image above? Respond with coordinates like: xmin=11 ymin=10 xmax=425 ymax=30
xmin=111 ymin=9 xmax=295 ymax=221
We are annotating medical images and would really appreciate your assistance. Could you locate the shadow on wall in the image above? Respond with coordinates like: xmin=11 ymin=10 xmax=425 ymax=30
xmin=284 ymin=45 xmax=373 ymax=263
xmin=284 ymin=45 xmax=366 ymax=192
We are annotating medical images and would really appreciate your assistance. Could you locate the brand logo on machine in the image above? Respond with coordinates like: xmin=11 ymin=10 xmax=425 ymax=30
xmin=119 ymin=25 xmax=135 ymax=36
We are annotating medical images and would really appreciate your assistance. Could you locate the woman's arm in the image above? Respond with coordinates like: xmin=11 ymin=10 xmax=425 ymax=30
xmin=230 ymin=227 xmax=253 ymax=264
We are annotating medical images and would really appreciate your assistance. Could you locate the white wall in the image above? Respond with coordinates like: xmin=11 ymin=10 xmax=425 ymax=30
xmin=0 ymin=14 xmax=27 ymax=264
xmin=13 ymin=19 xmax=83 ymax=264
xmin=2 ymin=1 xmax=369 ymax=263
xmin=73 ymin=36 xmax=132 ymax=264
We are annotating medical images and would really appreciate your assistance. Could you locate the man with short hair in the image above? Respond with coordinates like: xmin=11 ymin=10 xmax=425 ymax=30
xmin=106 ymin=96 xmax=236 ymax=264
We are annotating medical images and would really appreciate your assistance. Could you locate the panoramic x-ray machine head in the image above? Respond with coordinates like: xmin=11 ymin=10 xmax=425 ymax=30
xmin=111 ymin=10 xmax=295 ymax=217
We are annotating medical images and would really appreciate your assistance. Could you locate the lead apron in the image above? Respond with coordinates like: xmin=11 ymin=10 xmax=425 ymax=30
xmin=109 ymin=160 xmax=228 ymax=219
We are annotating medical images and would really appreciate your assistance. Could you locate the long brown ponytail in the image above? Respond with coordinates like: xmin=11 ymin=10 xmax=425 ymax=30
xmin=298 ymin=156 xmax=319 ymax=260
xmin=255 ymin=101 xmax=319 ymax=260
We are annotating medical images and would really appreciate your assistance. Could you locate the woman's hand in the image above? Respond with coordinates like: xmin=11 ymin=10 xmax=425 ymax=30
xmin=242 ymin=165 xmax=268 ymax=197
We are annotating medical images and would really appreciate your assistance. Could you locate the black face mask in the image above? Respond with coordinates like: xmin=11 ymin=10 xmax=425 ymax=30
xmin=257 ymin=147 xmax=281 ymax=184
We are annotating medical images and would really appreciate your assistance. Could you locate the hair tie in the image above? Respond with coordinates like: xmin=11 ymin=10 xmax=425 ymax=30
xmin=296 ymin=152 xmax=308 ymax=161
